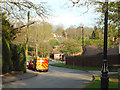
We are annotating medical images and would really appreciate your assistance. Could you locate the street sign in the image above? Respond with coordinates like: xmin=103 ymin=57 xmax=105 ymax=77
xmin=102 ymin=3 xmax=108 ymax=13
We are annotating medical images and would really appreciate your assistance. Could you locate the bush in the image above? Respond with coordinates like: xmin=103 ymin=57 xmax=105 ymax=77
xmin=88 ymin=39 xmax=103 ymax=45
xmin=2 ymin=38 xmax=26 ymax=74
xmin=84 ymin=40 xmax=90 ymax=45
xmin=2 ymin=37 xmax=13 ymax=74
xmin=77 ymin=39 xmax=104 ymax=46
xmin=10 ymin=44 xmax=26 ymax=72
xmin=49 ymin=39 xmax=60 ymax=48
xmin=28 ymin=46 xmax=34 ymax=51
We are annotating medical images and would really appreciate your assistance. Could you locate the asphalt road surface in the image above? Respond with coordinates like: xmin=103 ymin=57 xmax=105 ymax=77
xmin=3 ymin=65 xmax=92 ymax=88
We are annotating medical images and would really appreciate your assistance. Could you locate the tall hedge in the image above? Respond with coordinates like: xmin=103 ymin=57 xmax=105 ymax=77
xmin=2 ymin=37 xmax=13 ymax=74
xmin=2 ymin=13 xmax=26 ymax=74
xmin=10 ymin=44 xmax=26 ymax=72
xmin=2 ymin=38 xmax=26 ymax=74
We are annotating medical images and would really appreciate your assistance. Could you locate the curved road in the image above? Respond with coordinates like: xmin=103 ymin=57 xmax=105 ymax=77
xmin=3 ymin=65 xmax=92 ymax=88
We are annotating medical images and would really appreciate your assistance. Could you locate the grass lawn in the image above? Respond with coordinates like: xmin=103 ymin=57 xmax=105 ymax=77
xmin=27 ymin=56 xmax=51 ymax=61
xmin=48 ymin=60 xmax=53 ymax=62
xmin=50 ymin=63 xmax=101 ymax=71
xmin=84 ymin=75 xmax=119 ymax=89
xmin=28 ymin=55 xmax=34 ymax=60
xmin=109 ymin=74 xmax=119 ymax=79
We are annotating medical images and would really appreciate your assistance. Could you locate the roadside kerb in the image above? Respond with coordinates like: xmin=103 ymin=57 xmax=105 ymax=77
xmin=2 ymin=70 xmax=38 ymax=84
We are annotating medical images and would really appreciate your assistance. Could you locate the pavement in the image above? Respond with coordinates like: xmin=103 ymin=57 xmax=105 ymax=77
xmin=1 ymin=69 xmax=38 ymax=84
xmin=88 ymin=71 xmax=118 ymax=76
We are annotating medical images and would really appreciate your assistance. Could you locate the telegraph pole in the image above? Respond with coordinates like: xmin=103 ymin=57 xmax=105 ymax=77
xmin=101 ymin=0 xmax=109 ymax=89
xmin=82 ymin=26 xmax=84 ymax=54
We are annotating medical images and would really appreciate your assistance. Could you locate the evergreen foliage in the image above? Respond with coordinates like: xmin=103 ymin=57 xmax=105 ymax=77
xmin=2 ymin=37 xmax=13 ymax=74
xmin=60 ymin=39 xmax=81 ymax=55
xmin=49 ymin=39 xmax=60 ymax=48
xmin=90 ymin=26 xmax=100 ymax=39
xmin=10 ymin=44 xmax=26 ymax=72
xmin=2 ymin=13 xmax=26 ymax=74
xmin=2 ymin=13 xmax=15 ymax=42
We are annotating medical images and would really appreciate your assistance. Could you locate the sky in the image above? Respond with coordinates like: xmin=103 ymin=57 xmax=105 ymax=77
xmin=29 ymin=0 xmax=119 ymax=29
xmin=28 ymin=0 xmax=99 ymax=29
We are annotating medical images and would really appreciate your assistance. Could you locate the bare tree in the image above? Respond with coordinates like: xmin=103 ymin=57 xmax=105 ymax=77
xmin=1 ymin=0 xmax=49 ymax=29
xmin=65 ymin=0 xmax=94 ymax=15
xmin=28 ymin=22 xmax=53 ymax=57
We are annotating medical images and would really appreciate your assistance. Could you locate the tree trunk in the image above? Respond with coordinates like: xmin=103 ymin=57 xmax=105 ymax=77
xmin=64 ymin=31 xmax=67 ymax=39
xmin=35 ymin=43 xmax=38 ymax=57
xmin=25 ymin=11 xmax=30 ymax=72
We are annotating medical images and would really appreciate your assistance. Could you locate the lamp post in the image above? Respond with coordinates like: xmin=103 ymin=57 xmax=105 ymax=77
xmin=118 ymin=2 xmax=120 ymax=55
xmin=101 ymin=0 xmax=109 ymax=89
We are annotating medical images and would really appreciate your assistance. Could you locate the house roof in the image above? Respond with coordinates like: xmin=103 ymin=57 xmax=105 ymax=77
xmin=52 ymin=51 xmax=63 ymax=54
xmin=84 ymin=45 xmax=119 ymax=56
xmin=107 ymin=45 xmax=119 ymax=55
xmin=59 ymin=44 xmax=64 ymax=47
xmin=54 ymin=44 xmax=64 ymax=48
xmin=56 ymin=37 xmax=65 ymax=42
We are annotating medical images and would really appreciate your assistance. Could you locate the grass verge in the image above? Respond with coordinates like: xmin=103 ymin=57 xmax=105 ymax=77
xmin=50 ymin=63 xmax=101 ymax=71
xmin=28 ymin=55 xmax=34 ymax=60
xmin=84 ymin=75 xmax=119 ymax=89
xmin=109 ymin=74 xmax=119 ymax=79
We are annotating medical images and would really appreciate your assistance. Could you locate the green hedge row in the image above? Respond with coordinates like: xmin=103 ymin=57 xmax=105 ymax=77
xmin=2 ymin=37 xmax=26 ymax=74
xmin=2 ymin=37 xmax=13 ymax=74
xmin=10 ymin=44 xmax=26 ymax=72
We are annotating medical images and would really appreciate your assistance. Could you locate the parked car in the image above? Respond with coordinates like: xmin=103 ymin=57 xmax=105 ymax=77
xmin=29 ymin=60 xmax=34 ymax=69
xmin=27 ymin=60 xmax=30 ymax=68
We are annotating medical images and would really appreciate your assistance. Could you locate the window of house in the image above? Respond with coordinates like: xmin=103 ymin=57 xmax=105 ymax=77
xmin=56 ymin=54 xmax=59 ymax=57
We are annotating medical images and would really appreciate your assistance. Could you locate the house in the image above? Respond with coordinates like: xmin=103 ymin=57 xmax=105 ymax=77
xmin=53 ymin=44 xmax=64 ymax=51
xmin=53 ymin=45 xmax=59 ymax=51
xmin=83 ymin=44 xmax=119 ymax=56
xmin=50 ymin=51 xmax=64 ymax=60
xmin=56 ymin=37 xmax=65 ymax=42
xmin=28 ymin=51 xmax=35 ymax=56
xmin=50 ymin=44 xmax=64 ymax=60
xmin=52 ymin=33 xmax=66 ymax=42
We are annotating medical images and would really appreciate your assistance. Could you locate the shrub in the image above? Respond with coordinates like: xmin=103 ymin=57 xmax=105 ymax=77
xmin=49 ymin=39 xmax=60 ymax=48
xmin=2 ymin=37 xmax=13 ymax=74
xmin=10 ymin=44 xmax=26 ymax=72
xmin=28 ymin=46 xmax=34 ymax=51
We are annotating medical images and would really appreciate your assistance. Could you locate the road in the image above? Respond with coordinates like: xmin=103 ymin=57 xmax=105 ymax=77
xmin=3 ymin=65 xmax=92 ymax=88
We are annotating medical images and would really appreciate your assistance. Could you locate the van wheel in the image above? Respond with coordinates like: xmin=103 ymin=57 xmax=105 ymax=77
xmin=46 ymin=70 xmax=48 ymax=72
xmin=33 ymin=68 xmax=36 ymax=71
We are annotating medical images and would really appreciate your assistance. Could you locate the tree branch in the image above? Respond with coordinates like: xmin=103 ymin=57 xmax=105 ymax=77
xmin=0 ymin=0 xmax=48 ymax=22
